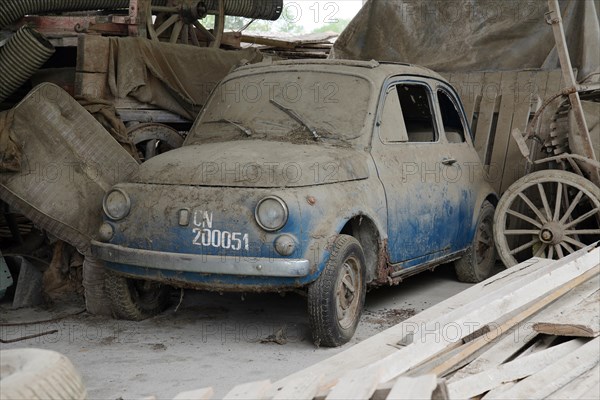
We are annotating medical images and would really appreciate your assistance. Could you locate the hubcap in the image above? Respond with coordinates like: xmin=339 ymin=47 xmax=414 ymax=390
xmin=539 ymin=222 xmax=564 ymax=245
xmin=336 ymin=256 xmax=360 ymax=330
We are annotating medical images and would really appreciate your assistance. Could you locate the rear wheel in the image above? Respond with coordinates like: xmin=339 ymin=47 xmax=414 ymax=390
xmin=308 ymin=235 xmax=366 ymax=347
xmin=455 ymin=201 xmax=496 ymax=283
xmin=105 ymin=272 xmax=171 ymax=321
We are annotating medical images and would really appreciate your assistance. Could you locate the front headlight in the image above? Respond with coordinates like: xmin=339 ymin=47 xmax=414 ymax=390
xmin=103 ymin=188 xmax=131 ymax=220
xmin=255 ymin=196 xmax=288 ymax=231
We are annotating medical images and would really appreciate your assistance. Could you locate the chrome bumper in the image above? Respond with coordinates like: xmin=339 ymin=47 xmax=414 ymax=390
xmin=90 ymin=241 xmax=310 ymax=278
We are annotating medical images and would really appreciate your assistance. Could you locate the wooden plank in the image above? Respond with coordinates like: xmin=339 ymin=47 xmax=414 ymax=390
xmin=223 ymin=380 xmax=271 ymax=400
xmin=271 ymin=373 xmax=323 ymax=400
xmin=326 ymin=367 xmax=382 ymax=400
xmin=173 ymin=387 xmax=214 ymax=400
xmin=499 ymin=70 xmax=535 ymax=193
xmin=491 ymin=337 xmax=600 ymax=399
xmin=488 ymin=71 xmax=518 ymax=193
xmin=355 ymin=250 xmax=600 ymax=386
xmin=447 ymin=338 xmax=585 ymax=399
xmin=546 ymin=364 xmax=600 ymax=399
xmin=473 ymin=72 xmax=502 ymax=162
xmin=385 ymin=375 xmax=437 ymax=400
xmin=533 ymin=289 xmax=600 ymax=337
xmin=274 ymin=254 xmax=588 ymax=397
xmin=462 ymin=72 xmax=485 ymax=128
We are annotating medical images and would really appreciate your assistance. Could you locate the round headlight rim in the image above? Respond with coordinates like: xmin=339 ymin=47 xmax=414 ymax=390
xmin=255 ymin=195 xmax=289 ymax=232
xmin=102 ymin=188 xmax=131 ymax=221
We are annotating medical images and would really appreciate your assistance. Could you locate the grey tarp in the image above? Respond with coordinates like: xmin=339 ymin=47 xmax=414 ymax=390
xmin=332 ymin=0 xmax=600 ymax=82
xmin=0 ymin=83 xmax=139 ymax=255
xmin=107 ymin=37 xmax=264 ymax=120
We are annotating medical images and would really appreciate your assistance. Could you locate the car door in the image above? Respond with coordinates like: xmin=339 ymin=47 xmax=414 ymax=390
xmin=0 ymin=83 xmax=139 ymax=255
xmin=433 ymin=83 xmax=481 ymax=251
xmin=370 ymin=78 xmax=461 ymax=268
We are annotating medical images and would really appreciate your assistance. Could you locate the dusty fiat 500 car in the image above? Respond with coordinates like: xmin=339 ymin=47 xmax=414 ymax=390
xmin=92 ymin=59 xmax=497 ymax=346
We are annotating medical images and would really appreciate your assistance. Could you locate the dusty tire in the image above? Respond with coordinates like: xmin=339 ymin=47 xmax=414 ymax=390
xmin=105 ymin=272 xmax=171 ymax=321
xmin=455 ymin=201 xmax=496 ymax=283
xmin=82 ymin=257 xmax=112 ymax=316
xmin=308 ymin=235 xmax=366 ymax=347
xmin=0 ymin=348 xmax=86 ymax=400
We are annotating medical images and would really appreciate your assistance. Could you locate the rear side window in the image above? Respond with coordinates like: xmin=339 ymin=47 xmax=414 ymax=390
xmin=438 ymin=90 xmax=466 ymax=143
xmin=396 ymin=84 xmax=437 ymax=143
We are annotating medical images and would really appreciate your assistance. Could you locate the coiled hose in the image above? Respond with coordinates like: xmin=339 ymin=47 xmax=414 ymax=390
xmin=0 ymin=0 xmax=283 ymax=29
xmin=205 ymin=0 xmax=283 ymax=20
xmin=0 ymin=26 xmax=55 ymax=103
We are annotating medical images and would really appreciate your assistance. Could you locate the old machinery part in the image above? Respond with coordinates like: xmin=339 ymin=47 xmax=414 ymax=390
xmin=494 ymin=170 xmax=600 ymax=267
xmin=0 ymin=26 xmax=55 ymax=103
xmin=126 ymin=123 xmax=185 ymax=162
xmin=0 ymin=0 xmax=282 ymax=30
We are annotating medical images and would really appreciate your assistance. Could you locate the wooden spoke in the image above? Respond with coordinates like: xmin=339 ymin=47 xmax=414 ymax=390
xmin=553 ymin=182 xmax=563 ymax=221
xmin=563 ymin=236 xmax=586 ymax=249
xmin=518 ymin=192 xmax=548 ymax=224
xmin=190 ymin=27 xmax=200 ymax=45
xmin=507 ymin=209 xmax=543 ymax=228
xmin=537 ymin=183 xmax=553 ymax=222
xmin=505 ymin=230 xmax=540 ymax=235
xmin=193 ymin=20 xmax=215 ymax=40
xmin=565 ymin=229 xmax=600 ymax=235
xmin=559 ymin=190 xmax=584 ymax=224
xmin=155 ymin=14 xmax=179 ymax=36
xmin=555 ymin=244 xmax=564 ymax=259
xmin=170 ymin=20 xmax=183 ymax=43
xmin=509 ymin=239 xmax=539 ymax=255
xmin=182 ymin=24 xmax=189 ymax=44
xmin=533 ymin=243 xmax=548 ymax=258
xmin=564 ymin=208 xmax=600 ymax=229
xmin=547 ymin=245 xmax=554 ymax=259
xmin=560 ymin=242 xmax=575 ymax=254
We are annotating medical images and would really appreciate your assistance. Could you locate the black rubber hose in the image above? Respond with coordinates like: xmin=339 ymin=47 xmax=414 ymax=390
xmin=1 ymin=0 xmax=283 ymax=29
xmin=0 ymin=26 xmax=55 ymax=102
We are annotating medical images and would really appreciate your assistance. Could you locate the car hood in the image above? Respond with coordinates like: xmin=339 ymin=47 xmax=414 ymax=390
xmin=136 ymin=140 xmax=370 ymax=187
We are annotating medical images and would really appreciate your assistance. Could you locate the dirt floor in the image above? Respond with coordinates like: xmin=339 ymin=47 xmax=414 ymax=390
xmin=0 ymin=264 xmax=472 ymax=399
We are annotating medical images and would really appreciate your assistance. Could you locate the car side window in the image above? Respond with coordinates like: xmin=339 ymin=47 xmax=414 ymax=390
xmin=397 ymin=84 xmax=437 ymax=143
xmin=438 ymin=89 xmax=466 ymax=143
xmin=379 ymin=86 xmax=408 ymax=142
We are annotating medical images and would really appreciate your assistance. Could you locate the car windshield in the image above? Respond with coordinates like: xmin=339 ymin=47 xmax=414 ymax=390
xmin=185 ymin=71 xmax=372 ymax=146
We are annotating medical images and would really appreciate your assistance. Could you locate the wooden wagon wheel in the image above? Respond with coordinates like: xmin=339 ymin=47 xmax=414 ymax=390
xmin=146 ymin=0 xmax=225 ymax=47
xmin=494 ymin=170 xmax=600 ymax=267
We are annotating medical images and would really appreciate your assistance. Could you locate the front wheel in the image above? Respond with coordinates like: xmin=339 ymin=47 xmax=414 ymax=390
xmin=308 ymin=235 xmax=366 ymax=347
xmin=105 ymin=272 xmax=171 ymax=321
xmin=455 ymin=201 xmax=497 ymax=283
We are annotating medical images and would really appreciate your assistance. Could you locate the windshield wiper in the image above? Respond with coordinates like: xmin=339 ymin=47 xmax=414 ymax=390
xmin=269 ymin=99 xmax=320 ymax=140
xmin=213 ymin=119 xmax=252 ymax=136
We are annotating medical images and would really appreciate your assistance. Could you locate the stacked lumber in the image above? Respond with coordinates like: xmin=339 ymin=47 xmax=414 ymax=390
xmin=241 ymin=33 xmax=337 ymax=59
xmin=167 ymin=244 xmax=599 ymax=400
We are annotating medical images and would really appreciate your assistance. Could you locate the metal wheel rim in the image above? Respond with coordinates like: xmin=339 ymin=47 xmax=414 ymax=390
xmin=495 ymin=171 xmax=600 ymax=266
xmin=335 ymin=255 xmax=361 ymax=330
xmin=476 ymin=215 xmax=494 ymax=266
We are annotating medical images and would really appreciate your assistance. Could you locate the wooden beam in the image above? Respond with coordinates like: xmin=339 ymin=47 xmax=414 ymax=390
xmin=533 ymin=288 xmax=599 ymax=337
xmin=360 ymin=249 xmax=599 ymax=387
xmin=385 ymin=375 xmax=437 ymax=400
xmin=173 ymin=387 xmax=214 ymax=400
xmin=447 ymin=338 xmax=586 ymax=399
xmin=223 ymin=380 xmax=271 ymax=400
xmin=490 ymin=336 xmax=600 ymax=399
xmin=449 ymin=275 xmax=600 ymax=382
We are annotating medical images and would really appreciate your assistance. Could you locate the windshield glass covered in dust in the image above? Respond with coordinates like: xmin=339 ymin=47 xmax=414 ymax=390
xmin=186 ymin=71 xmax=371 ymax=144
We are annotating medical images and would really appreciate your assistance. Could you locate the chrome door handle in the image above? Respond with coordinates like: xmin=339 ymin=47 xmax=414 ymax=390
xmin=442 ymin=157 xmax=457 ymax=165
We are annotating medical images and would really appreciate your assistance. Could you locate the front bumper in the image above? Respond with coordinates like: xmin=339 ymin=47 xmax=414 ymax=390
xmin=90 ymin=241 xmax=311 ymax=278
